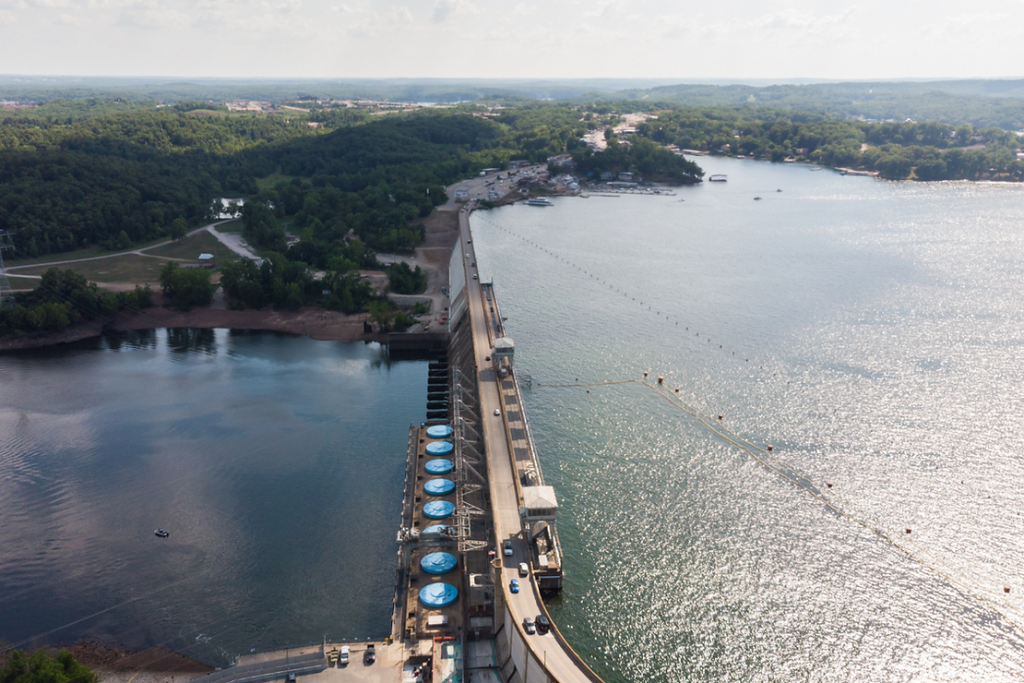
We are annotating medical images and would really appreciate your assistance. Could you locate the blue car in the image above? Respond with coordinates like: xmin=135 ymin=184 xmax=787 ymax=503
xmin=510 ymin=579 xmax=520 ymax=594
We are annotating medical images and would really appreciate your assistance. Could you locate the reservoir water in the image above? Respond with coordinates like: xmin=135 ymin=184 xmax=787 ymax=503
xmin=2 ymin=156 xmax=1023 ymax=681
xmin=0 ymin=332 xmax=426 ymax=663
xmin=471 ymin=157 xmax=1024 ymax=682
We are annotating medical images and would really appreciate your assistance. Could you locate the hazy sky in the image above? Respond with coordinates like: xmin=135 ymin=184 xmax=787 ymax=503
xmin=1 ymin=0 xmax=1021 ymax=80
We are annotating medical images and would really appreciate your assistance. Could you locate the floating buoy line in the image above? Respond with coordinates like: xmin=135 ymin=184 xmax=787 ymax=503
xmin=473 ymin=212 xmax=1021 ymax=633
xmin=537 ymin=373 xmax=1023 ymax=635
xmin=472 ymin=212 xmax=760 ymax=365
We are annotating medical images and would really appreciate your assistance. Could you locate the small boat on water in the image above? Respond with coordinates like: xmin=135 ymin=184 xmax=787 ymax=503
xmin=754 ymin=196 xmax=762 ymax=201
xmin=708 ymin=174 xmax=728 ymax=182
xmin=154 ymin=529 xmax=169 ymax=538
xmin=527 ymin=197 xmax=553 ymax=206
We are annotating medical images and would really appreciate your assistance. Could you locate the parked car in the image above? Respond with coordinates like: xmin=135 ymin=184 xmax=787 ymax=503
xmin=518 ymin=562 xmax=529 ymax=577
xmin=472 ymin=274 xmax=478 ymax=280
xmin=494 ymin=408 xmax=501 ymax=416
xmin=503 ymin=540 xmax=514 ymax=556
xmin=523 ymin=617 xmax=536 ymax=635
xmin=339 ymin=646 xmax=350 ymax=666
xmin=364 ymin=643 xmax=375 ymax=664
xmin=510 ymin=579 xmax=519 ymax=593
xmin=485 ymin=355 xmax=491 ymax=361
xmin=536 ymin=615 xmax=550 ymax=634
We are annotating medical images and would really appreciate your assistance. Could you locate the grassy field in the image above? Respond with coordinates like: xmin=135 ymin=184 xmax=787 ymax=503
xmin=16 ymin=254 xmax=169 ymax=284
xmin=146 ymin=230 xmax=237 ymax=264
xmin=4 ymin=226 xmax=216 ymax=268
xmin=6 ymin=274 xmax=42 ymax=291
xmin=15 ymin=232 xmax=238 ymax=285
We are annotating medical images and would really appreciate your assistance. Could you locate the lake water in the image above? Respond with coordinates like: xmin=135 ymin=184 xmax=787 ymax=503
xmin=471 ymin=158 xmax=1024 ymax=682
xmin=0 ymin=331 xmax=427 ymax=664
xmin=3 ymin=157 xmax=1024 ymax=682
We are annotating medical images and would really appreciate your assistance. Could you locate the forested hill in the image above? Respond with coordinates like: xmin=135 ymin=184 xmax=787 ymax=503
xmin=0 ymin=108 xmax=517 ymax=258
xmin=614 ymin=81 xmax=1024 ymax=130
xmin=0 ymin=100 xmax=706 ymax=260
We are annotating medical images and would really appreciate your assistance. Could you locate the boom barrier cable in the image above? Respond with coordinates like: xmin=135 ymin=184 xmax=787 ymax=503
xmin=537 ymin=376 xmax=1024 ymax=636
xmin=475 ymin=210 xmax=1022 ymax=624
xmin=472 ymin=212 xmax=762 ymax=365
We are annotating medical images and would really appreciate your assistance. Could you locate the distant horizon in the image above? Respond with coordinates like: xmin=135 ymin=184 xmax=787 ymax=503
xmin=1 ymin=1 xmax=1020 ymax=82
xmin=3 ymin=75 xmax=1024 ymax=85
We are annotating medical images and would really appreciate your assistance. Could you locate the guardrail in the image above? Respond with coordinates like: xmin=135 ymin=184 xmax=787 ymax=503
xmin=190 ymin=652 xmax=326 ymax=683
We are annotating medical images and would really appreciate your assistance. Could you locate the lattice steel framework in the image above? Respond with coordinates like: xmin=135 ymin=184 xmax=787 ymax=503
xmin=451 ymin=365 xmax=488 ymax=553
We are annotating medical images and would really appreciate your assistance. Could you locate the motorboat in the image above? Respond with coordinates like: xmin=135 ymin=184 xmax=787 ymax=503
xmin=154 ymin=529 xmax=169 ymax=538
xmin=526 ymin=197 xmax=553 ymax=206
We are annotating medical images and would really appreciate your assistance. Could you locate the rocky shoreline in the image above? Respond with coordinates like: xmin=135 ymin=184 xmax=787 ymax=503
xmin=0 ymin=641 xmax=213 ymax=683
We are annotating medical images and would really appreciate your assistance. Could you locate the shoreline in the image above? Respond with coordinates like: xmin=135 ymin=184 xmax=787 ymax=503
xmin=0 ymin=641 xmax=213 ymax=683
xmin=0 ymin=305 xmax=391 ymax=352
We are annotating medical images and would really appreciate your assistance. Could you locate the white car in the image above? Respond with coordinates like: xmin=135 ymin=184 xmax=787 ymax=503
xmin=339 ymin=646 xmax=350 ymax=666
xmin=494 ymin=409 xmax=500 ymax=416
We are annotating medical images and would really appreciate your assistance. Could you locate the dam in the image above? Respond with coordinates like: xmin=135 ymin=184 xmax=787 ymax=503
xmin=189 ymin=204 xmax=602 ymax=683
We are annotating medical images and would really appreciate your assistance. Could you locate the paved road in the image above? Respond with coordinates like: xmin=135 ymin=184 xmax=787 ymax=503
xmin=6 ymin=219 xmax=238 ymax=271
xmin=457 ymin=209 xmax=598 ymax=683
xmin=205 ymin=224 xmax=260 ymax=260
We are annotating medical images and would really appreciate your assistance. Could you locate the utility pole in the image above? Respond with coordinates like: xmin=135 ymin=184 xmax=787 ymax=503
xmin=0 ymin=231 xmax=15 ymax=310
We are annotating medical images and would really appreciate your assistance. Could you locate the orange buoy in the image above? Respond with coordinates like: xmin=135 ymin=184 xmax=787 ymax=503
xmin=767 ymin=445 xmax=773 ymax=452
xmin=674 ymin=387 xmax=680 ymax=393
xmin=1005 ymin=586 xmax=1011 ymax=593
xmin=717 ymin=414 xmax=723 ymax=420
xmin=643 ymin=371 xmax=648 ymax=378
xmin=906 ymin=528 xmax=912 ymax=534
xmin=657 ymin=376 xmax=664 ymax=384
xmin=826 ymin=482 xmax=833 ymax=488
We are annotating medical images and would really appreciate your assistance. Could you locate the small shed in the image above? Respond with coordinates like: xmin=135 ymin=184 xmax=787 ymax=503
xmin=198 ymin=253 xmax=215 ymax=269
xmin=521 ymin=485 xmax=558 ymax=521
xmin=493 ymin=337 xmax=514 ymax=367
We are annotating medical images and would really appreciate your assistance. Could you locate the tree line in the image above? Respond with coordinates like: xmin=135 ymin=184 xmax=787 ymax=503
xmin=0 ymin=268 xmax=152 ymax=338
xmin=636 ymin=107 xmax=1023 ymax=181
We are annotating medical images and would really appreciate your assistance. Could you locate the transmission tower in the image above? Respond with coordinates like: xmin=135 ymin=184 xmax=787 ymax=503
xmin=0 ymin=231 xmax=15 ymax=309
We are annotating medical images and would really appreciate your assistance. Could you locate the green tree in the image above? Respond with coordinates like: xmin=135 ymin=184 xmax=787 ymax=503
xmin=169 ymin=217 xmax=188 ymax=242
xmin=0 ymin=649 xmax=96 ymax=683
xmin=159 ymin=261 xmax=215 ymax=310
xmin=368 ymin=300 xmax=395 ymax=332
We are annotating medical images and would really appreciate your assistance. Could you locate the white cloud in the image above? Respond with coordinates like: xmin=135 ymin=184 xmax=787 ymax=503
xmin=432 ymin=0 xmax=474 ymax=23
xmin=115 ymin=1 xmax=190 ymax=29
xmin=347 ymin=4 xmax=413 ymax=38
xmin=756 ymin=7 xmax=858 ymax=31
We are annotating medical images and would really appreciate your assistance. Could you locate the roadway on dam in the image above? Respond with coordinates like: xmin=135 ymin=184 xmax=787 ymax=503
xmin=456 ymin=206 xmax=601 ymax=683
